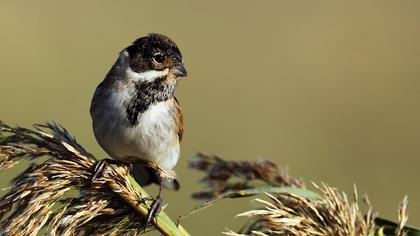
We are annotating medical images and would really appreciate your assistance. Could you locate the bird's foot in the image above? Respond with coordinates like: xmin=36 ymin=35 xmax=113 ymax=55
xmin=92 ymin=159 xmax=108 ymax=181
xmin=145 ymin=195 xmax=163 ymax=226
xmin=92 ymin=159 xmax=120 ymax=182
xmin=136 ymin=196 xmax=154 ymax=206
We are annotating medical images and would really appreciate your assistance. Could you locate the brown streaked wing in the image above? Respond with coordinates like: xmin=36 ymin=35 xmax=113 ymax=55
xmin=173 ymin=96 xmax=184 ymax=142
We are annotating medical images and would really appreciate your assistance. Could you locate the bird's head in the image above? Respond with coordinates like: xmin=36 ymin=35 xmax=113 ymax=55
xmin=123 ymin=33 xmax=187 ymax=83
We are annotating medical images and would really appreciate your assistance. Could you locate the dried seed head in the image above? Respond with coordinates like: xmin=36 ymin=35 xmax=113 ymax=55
xmin=0 ymin=121 xmax=150 ymax=235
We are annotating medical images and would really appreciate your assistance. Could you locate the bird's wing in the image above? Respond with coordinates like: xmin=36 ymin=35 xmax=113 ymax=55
xmin=173 ymin=96 xmax=184 ymax=142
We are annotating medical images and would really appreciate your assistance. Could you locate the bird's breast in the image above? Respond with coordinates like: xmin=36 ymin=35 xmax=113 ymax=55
xmin=92 ymin=90 xmax=180 ymax=170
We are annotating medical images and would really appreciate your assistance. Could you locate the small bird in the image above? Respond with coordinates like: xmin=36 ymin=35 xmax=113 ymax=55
xmin=90 ymin=33 xmax=187 ymax=219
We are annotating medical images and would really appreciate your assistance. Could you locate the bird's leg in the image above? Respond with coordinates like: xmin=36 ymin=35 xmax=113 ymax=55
xmin=146 ymin=176 xmax=164 ymax=224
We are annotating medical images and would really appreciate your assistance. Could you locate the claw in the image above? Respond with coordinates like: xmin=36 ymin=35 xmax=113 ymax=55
xmin=146 ymin=195 xmax=162 ymax=223
xmin=138 ymin=196 xmax=155 ymax=205
xmin=92 ymin=159 xmax=121 ymax=182
xmin=92 ymin=159 xmax=108 ymax=180
xmin=142 ymin=176 xmax=164 ymax=231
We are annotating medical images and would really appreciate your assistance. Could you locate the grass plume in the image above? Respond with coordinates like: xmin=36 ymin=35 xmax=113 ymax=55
xmin=224 ymin=183 xmax=377 ymax=236
xmin=190 ymin=153 xmax=418 ymax=236
xmin=190 ymin=152 xmax=304 ymax=199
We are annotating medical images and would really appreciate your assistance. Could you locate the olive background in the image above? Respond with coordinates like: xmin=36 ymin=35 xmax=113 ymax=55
xmin=1 ymin=1 xmax=420 ymax=235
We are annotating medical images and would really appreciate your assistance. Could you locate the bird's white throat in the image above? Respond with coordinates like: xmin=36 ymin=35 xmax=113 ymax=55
xmin=125 ymin=67 xmax=169 ymax=82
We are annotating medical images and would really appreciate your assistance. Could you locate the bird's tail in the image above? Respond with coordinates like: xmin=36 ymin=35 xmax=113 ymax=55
xmin=131 ymin=162 xmax=180 ymax=191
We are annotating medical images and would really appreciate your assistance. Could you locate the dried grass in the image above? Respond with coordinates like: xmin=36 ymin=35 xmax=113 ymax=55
xmin=190 ymin=153 xmax=415 ymax=236
xmin=224 ymin=183 xmax=377 ymax=236
xmin=0 ymin=121 xmax=149 ymax=235
xmin=224 ymin=185 xmax=412 ymax=236
xmin=190 ymin=153 xmax=304 ymax=199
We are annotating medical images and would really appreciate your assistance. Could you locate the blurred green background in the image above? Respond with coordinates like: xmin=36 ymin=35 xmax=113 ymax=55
xmin=1 ymin=1 xmax=420 ymax=235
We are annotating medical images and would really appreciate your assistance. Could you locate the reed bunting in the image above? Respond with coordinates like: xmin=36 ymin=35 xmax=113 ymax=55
xmin=90 ymin=33 xmax=187 ymax=220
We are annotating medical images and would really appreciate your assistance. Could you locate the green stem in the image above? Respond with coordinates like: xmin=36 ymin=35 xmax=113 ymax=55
xmin=121 ymin=175 xmax=191 ymax=236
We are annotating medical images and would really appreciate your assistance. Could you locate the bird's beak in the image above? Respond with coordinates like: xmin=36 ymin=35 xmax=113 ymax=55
xmin=170 ymin=64 xmax=188 ymax=78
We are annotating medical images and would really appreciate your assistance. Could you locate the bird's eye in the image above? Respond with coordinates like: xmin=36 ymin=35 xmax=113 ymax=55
xmin=152 ymin=53 xmax=165 ymax=64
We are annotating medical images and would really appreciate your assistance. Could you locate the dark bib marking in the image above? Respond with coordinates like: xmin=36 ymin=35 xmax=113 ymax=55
xmin=125 ymin=77 xmax=175 ymax=126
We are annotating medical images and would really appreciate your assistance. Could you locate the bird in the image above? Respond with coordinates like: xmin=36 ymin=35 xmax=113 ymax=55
xmin=90 ymin=33 xmax=187 ymax=220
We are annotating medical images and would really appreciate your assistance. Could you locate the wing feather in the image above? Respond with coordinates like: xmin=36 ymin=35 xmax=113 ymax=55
xmin=173 ymin=96 xmax=184 ymax=142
